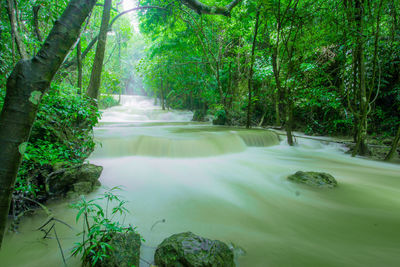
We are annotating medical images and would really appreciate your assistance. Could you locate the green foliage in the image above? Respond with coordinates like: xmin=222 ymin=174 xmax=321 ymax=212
xmin=28 ymin=88 xmax=101 ymax=164
xmin=100 ymin=71 xmax=122 ymax=95
xmin=98 ymin=95 xmax=120 ymax=109
xmin=136 ymin=0 xmax=399 ymax=139
xmin=70 ymin=187 xmax=135 ymax=266
xmin=15 ymin=86 xmax=101 ymax=204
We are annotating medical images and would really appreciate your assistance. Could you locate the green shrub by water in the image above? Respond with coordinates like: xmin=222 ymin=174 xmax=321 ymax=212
xmin=98 ymin=95 xmax=120 ymax=109
xmin=13 ymin=86 xmax=101 ymax=216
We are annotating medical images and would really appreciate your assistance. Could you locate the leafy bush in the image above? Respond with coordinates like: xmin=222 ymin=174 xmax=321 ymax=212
xmin=12 ymin=88 xmax=101 ymax=217
xmin=98 ymin=95 xmax=120 ymax=109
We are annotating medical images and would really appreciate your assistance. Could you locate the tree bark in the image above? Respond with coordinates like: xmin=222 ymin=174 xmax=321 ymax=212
xmin=352 ymin=0 xmax=369 ymax=156
xmin=0 ymin=0 xmax=97 ymax=249
xmin=246 ymin=8 xmax=260 ymax=129
xmin=77 ymin=40 xmax=83 ymax=94
xmin=86 ymin=0 xmax=112 ymax=100
xmin=286 ymin=86 xmax=295 ymax=146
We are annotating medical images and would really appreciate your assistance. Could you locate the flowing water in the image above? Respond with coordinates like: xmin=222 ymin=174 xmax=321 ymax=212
xmin=1 ymin=95 xmax=400 ymax=267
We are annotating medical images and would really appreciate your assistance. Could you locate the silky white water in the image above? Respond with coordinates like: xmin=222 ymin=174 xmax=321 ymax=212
xmin=1 ymin=95 xmax=399 ymax=267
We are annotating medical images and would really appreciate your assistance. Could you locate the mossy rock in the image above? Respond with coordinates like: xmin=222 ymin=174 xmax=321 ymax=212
xmin=84 ymin=232 xmax=141 ymax=267
xmin=46 ymin=163 xmax=102 ymax=197
xmin=154 ymin=232 xmax=235 ymax=267
xmin=288 ymin=171 xmax=337 ymax=188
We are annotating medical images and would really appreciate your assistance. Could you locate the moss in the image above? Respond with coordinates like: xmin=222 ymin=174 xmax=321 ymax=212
xmin=155 ymin=232 xmax=235 ymax=267
xmin=288 ymin=171 xmax=337 ymax=189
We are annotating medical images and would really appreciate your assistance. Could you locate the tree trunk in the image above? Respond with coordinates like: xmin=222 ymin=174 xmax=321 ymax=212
xmin=160 ymin=76 xmax=165 ymax=110
xmin=32 ymin=5 xmax=42 ymax=42
xmin=246 ymin=8 xmax=260 ymax=129
xmin=385 ymin=126 xmax=400 ymax=161
xmin=0 ymin=0 xmax=97 ymax=249
xmin=77 ymin=40 xmax=83 ymax=94
xmin=117 ymin=32 xmax=121 ymax=71
xmin=352 ymin=0 xmax=369 ymax=156
xmin=6 ymin=0 xmax=28 ymax=59
xmin=86 ymin=0 xmax=112 ymax=100
xmin=272 ymin=51 xmax=284 ymax=128
xmin=286 ymin=87 xmax=294 ymax=146
xmin=63 ymin=34 xmax=99 ymax=71
xmin=274 ymin=90 xmax=280 ymax=126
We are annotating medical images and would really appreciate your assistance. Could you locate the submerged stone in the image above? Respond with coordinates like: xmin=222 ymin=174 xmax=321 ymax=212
xmin=288 ymin=171 xmax=337 ymax=188
xmin=154 ymin=231 xmax=235 ymax=267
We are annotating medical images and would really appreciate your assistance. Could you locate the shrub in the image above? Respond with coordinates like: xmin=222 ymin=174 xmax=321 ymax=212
xmin=12 ymin=88 xmax=101 ymax=220
xmin=98 ymin=95 xmax=120 ymax=109
xmin=71 ymin=187 xmax=137 ymax=266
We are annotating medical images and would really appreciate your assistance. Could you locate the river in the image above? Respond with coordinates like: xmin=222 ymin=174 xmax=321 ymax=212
xmin=1 ymin=95 xmax=399 ymax=267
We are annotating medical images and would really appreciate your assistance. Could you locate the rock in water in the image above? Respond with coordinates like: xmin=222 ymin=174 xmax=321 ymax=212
xmin=287 ymin=171 xmax=337 ymax=188
xmin=85 ymin=232 xmax=141 ymax=267
xmin=154 ymin=232 xmax=235 ymax=267
xmin=46 ymin=163 xmax=102 ymax=197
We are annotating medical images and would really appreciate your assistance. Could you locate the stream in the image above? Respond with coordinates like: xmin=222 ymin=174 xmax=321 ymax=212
xmin=1 ymin=95 xmax=399 ymax=267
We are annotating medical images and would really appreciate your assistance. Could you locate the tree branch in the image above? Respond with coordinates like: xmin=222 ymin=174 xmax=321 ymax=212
xmin=62 ymin=6 xmax=168 ymax=70
xmin=181 ymin=0 xmax=242 ymax=16
xmin=33 ymin=5 xmax=42 ymax=42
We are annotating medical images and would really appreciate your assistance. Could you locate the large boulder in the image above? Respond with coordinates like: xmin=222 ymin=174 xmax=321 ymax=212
xmin=288 ymin=171 xmax=337 ymax=188
xmin=46 ymin=163 xmax=102 ymax=197
xmin=154 ymin=232 xmax=235 ymax=267
xmin=89 ymin=232 xmax=141 ymax=267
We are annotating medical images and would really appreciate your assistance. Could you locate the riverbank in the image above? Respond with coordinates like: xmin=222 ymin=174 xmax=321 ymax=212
xmin=262 ymin=127 xmax=399 ymax=164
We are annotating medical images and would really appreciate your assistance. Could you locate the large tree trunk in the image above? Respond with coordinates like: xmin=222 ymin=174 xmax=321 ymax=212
xmin=86 ymin=0 xmax=112 ymax=100
xmin=246 ymin=8 xmax=260 ymax=129
xmin=352 ymin=0 xmax=369 ymax=156
xmin=0 ymin=0 xmax=97 ymax=248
